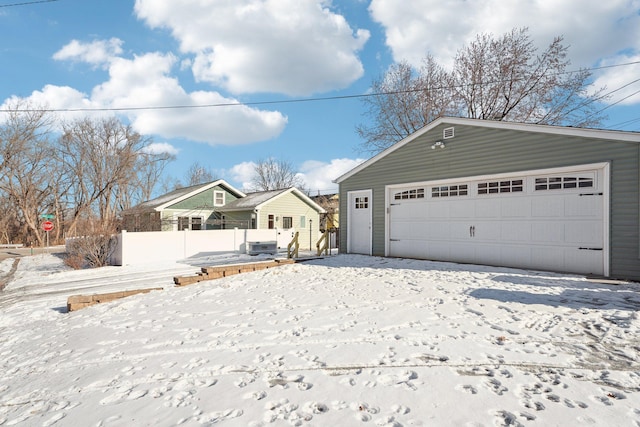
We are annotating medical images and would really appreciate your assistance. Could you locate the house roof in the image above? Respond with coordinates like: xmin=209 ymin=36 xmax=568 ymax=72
xmin=135 ymin=179 xmax=246 ymax=211
xmin=334 ymin=117 xmax=640 ymax=184
xmin=218 ymin=187 xmax=326 ymax=213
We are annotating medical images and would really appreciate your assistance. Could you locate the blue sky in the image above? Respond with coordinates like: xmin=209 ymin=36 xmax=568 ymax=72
xmin=1 ymin=0 xmax=639 ymax=196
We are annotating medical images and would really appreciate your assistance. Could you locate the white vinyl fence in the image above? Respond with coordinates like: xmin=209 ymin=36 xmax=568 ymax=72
xmin=109 ymin=228 xmax=297 ymax=266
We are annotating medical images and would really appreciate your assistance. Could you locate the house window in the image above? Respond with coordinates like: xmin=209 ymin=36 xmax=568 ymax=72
xmin=268 ymin=214 xmax=275 ymax=229
xmin=191 ymin=217 xmax=202 ymax=230
xmin=300 ymin=216 xmax=306 ymax=228
xmin=535 ymin=176 xmax=594 ymax=191
xmin=432 ymin=184 xmax=468 ymax=198
xmin=478 ymin=180 xmax=523 ymax=195
xmin=355 ymin=197 xmax=369 ymax=209
xmin=178 ymin=216 xmax=203 ymax=230
xmin=214 ymin=191 xmax=225 ymax=206
xmin=394 ymin=188 xmax=425 ymax=200
xmin=282 ymin=217 xmax=293 ymax=229
xmin=178 ymin=216 xmax=189 ymax=231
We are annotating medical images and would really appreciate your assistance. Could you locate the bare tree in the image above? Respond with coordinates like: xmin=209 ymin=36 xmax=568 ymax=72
xmin=0 ymin=103 xmax=55 ymax=246
xmin=249 ymin=158 xmax=306 ymax=192
xmin=58 ymin=117 xmax=173 ymax=235
xmin=184 ymin=162 xmax=214 ymax=186
xmin=451 ymin=28 xmax=606 ymax=126
xmin=358 ymin=28 xmax=607 ymax=153
xmin=116 ymin=148 xmax=175 ymax=212
xmin=0 ymin=195 xmax=21 ymax=244
xmin=357 ymin=57 xmax=456 ymax=153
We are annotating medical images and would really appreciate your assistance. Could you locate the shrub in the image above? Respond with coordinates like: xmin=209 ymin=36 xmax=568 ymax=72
xmin=65 ymin=233 xmax=116 ymax=268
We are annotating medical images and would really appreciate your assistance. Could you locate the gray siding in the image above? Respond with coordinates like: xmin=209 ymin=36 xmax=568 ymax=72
xmin=339 ymin=123 xmax=640 ymax=280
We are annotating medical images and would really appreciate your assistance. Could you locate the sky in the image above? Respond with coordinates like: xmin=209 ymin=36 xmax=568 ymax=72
xmin=1 ymin=0 xmax=639 ymax=197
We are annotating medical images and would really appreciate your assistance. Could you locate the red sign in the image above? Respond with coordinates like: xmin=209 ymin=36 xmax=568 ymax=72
xmin=42 ymin=220 xmax=54 ymax=232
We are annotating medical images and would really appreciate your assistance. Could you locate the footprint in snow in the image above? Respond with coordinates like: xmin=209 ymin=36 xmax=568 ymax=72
xmin=494 ymin=410 xmax=524 ymax=427
xmin=485 ymin=378 xmax=508 ymax=396
xmin=196 ymin=409 xmax=243 ymax=424
xmin=456 ymin=384 xmax=478 ymax=394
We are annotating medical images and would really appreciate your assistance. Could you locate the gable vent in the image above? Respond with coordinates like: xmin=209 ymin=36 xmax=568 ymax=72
xmin=443 ymin=127 xmax=455 ymax=139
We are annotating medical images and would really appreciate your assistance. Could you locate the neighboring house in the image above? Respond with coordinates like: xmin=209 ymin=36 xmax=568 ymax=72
xmin=311 ymin=193 xmax=339 ymax=231
xmin=217 ymin=187 xmax=325 ymax=251
xmin=335 ymin=117 xmax=640 ymax=281
xmin=122 ymin=180 xmax=245 ymax=232
xmin=123 ymin=182 xmax=325 ymax=250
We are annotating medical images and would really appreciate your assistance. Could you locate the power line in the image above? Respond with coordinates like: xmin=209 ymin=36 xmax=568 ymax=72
xmin=0 ymin=0 xmax=59 ymax=7
xmin=1 ymin=60 xmax=639 ymax=114
xmin=583 ymin=88 xmax=640 ymax=123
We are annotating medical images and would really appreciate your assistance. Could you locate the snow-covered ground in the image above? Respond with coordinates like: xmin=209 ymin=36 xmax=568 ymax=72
xmin=0 ymin=253 xmax=639 ymax=426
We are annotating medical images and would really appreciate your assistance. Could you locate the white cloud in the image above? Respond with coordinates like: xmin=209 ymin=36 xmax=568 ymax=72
xmin=591 ymin=54 xmax=640 ymax=106
xmin=53 ymin=38 xmax=124 ymax=67
xmin=369 ymin=0 xmax=640 ymax=69
xmin=298 ymin=158 xmax=365 ymax=194
xmin=0 ymin=85 xmax=106 ymax=126
xmin=91 ymin=52 xmax=288 ymax=144
xmin=228 ymin=161 xmax=257 ymax=190
xmin=6 ymin=46 xmax=288 ymax=145
xmin=143 ymin=142 xmax=179 ymax=156
xmin=134 ymin=0 xmax=370 ymax=96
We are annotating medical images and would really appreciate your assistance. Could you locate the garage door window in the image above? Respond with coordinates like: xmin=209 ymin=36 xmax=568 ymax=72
xmin=535 ymin=176 xmax=593 ymax=191
xmin=478 ymin=180 xmax=523 ymax=195
xmin=394 ymin=188 xmax=425 ymax=200
xmin=432 ymin=184 xmax=468 ymax=198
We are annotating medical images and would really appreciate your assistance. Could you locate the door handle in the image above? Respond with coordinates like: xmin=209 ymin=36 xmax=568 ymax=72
xmin=469 ymin=225 xmax=475 ymax=237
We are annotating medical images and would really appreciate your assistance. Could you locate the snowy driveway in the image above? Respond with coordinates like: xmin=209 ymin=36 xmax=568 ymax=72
xmin=0 ymin=254 xmax=639 ymax=426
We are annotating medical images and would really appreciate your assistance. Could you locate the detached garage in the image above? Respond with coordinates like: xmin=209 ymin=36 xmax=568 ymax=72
xmin=335 ymin=117 xmax=640 ymax=281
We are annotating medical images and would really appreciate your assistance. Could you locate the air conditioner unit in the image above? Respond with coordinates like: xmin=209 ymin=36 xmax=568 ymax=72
xmin=246 ymin=241 xmax=278 ymax=255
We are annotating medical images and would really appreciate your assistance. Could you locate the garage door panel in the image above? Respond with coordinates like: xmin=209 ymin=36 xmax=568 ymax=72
xmin=531 ymin=247 xmax=566 ymax=271
xmin=500 ymin=222 xmax=532 ymax=242
xmin=390 ymin=221 xmax=417 ymax=240
xmin=501 ymin=246 xmax=531 ymax=267
xmin=449 ymin=223 xmax=472 ymax=240
xmin=565 ymin=249 xmax=602 ymax=275
xmin=427 ymin=203 xmax=449 ymax=219
xmin=425 ymin=222 xmax=450 ymax=239
xmin=476 ymin=200 xmax=500 ymax=218
xmin=481 ymin=245 xmax=503 ymax=265
xmin=475 ymin=222 xmax=502 ymax=240
xmin=390 ymin=203 xmax=427 ymax=220
xmin=426 ymin=242 xmax=450 ymax=260
xmin=447 ymin=243 xmax=476 ymax=263
xmin=450 ymin=200 xmax=475 ymax=218
xmin=390 ymin=240 xmax=427 ymax=259
xmin=532 ymin=197 xmax=564 ymax=217
xmin=501 ymin=198 xmax=531 ymax=217
xmin=565 ymin=221 xmax=602 ymax=244
xmin=532 ymin=222 xmax=564 ymax=242
xmin=565 ymin=196 xmax=603 ymax=217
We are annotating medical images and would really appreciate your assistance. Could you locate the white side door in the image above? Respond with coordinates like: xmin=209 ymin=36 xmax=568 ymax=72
xmin=348 ymin=190 xmax=372 ymax=255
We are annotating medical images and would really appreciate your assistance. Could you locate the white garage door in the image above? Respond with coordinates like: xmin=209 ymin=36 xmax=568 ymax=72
xmin=387 ymin=164 xmax=608 ymax=276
